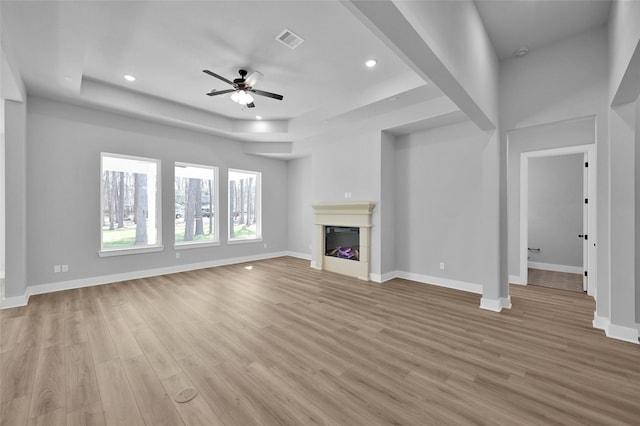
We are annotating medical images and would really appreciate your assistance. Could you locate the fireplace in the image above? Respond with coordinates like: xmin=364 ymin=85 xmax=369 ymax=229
xmin=312 ymin=202 xmax=375 ymax=280
xmin=325 ymin=226 xmax=360 ymax=261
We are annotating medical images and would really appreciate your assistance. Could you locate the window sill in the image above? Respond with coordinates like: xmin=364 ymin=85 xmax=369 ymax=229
xmin=174 ymin=241 xmax=221 ymax=250
xmin=99 ymin=245 xmax=164 ymax=257
xmin=227 ymin=237 xmax=263 ymax=245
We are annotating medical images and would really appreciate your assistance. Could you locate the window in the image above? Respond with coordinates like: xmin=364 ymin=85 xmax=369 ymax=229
xmin=100 ymin=153 xmax=161 ymax=255
xmin=175 ymin=163 xmax=219 ymax=246
xmin=228 ymin=169 xmax=261 ymax=242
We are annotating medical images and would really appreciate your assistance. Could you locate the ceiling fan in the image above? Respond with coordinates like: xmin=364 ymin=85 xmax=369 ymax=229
xmin=203 ymin=69 xmax=284 ymax=108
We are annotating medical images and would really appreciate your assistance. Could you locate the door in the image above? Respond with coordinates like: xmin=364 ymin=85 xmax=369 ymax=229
xmin=581 ymin=153 xmax=588 ymax=291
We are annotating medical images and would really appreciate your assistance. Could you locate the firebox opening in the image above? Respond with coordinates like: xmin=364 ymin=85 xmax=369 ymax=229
xmin=325 ymin=226 xmax=360 ymax=261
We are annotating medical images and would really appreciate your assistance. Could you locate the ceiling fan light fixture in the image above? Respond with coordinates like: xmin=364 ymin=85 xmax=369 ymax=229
xmin=203 ymin=69 xmax=283 ymax=107
xmin=233 ymin=90 xmax=254 ymax=105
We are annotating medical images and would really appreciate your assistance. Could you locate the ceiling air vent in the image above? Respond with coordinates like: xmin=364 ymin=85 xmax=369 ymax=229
xmin=276 ymin=28 xmax=304 ymax=49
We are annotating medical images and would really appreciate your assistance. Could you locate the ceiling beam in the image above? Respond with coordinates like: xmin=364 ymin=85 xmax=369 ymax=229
xmin=342 ymin=0 xmax=497 ymax=131
xmin=611 ymin=40 xmax=640 ymax=106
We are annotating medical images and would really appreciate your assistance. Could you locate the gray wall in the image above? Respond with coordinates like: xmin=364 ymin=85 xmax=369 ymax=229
xmin=636 ymin=96 xmax=640 ymax=323
xmin=528 ymin=154 xmax=583 ymax=268
xmin=24 ymin=96 xmax=288 ymax=288
xmin=380 ymin=131 xmax=396 ymax=277
xmin=609 ymin=101 xmax=636 ymax=329
xmin=286 ymin=155 xmax=312 ymax=257
xmin=395 ymin=120 xmax=490 ymax=286
xmin=4 ymin=99 xmax=27 ymax=298
xmin=311 ymin=130 xmax=382 ymax=275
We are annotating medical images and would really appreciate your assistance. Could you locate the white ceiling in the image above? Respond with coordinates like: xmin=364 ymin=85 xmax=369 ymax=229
xmin=1 ymin=1 xmax=423 ymax=121
xmin=1 ymin=0 xmax=613 ymax=154
xmin=475 ymin=0 xmax=611 ymax=60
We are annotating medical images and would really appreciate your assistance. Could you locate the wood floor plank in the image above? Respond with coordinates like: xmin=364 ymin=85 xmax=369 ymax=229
xmin=83 ymin=310 xmax=118 ymax=366
xmin=132 ymin=327 xmax=181 ymax=380
xmin=1 ymin=256 xmax=639 ymax=425
xmin=118 ymin=302 xmax=148 ymax=332
xmin=0 ymin=315 xmax=26 ymax=354
xmin=41 ymin=313 xmax=65 ymax=349
xmin=64 ymin=311 xmax=89 ymax=347
xmin=27 ymin=407 xmax=66 ymax=426
xmin=66 ymin=401 xmax=106 ymax=426
xmin=64 ymin=343 xmax=100 ymax=412
xmin=121 ymin=355 xmax=184 ymax=426
xmin=145 ymin=319 xmax=195 ymax=361
xmin=94 ymin=359 xmax=145 ymax=426
xmin=28 ymin=345 xmax=65 ymax=418
xmin=161 ymin=372 xmax=224 ymax=426
xmin=0 ymin=394 xmax=30 ymax=426
xmin=177 ymin=355 xmax=260 ymax=426
xmin=0 ymin=340 xmax=40 ymax=403
xmin=102 ymin=314 xmax=143 ymax=361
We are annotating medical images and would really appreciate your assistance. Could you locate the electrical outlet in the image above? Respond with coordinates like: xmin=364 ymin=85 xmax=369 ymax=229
xmin=344 ymin=192 xmax=349 ymax=198
xmin=54 ymin=265 xmax=61 ymax=273
xmin=439 ymin=262 xmax=445 ymax=270
xmin=61 ymin=264 xmax=69 ymax=272
xmin=176 ymin=252 xmax=181 ymax=259
xmin=264 ymin=243 xmax=268 ymax=249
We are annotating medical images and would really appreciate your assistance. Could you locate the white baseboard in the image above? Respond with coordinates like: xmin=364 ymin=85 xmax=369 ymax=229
xmin=606 ymin=323 xmax=639 ymax=344
xmin=0 ymin=251 xmax=290 ymax=310
xmin=394 ymin=271 xmax=482 ymax=294
xmin=370 ymin=271 xmax=396 ymax=283
xmin=310 ymin=261 xmax=319 ymax=270
xmin=1 ymin=293 xmax=30 ymax=309
xmin=528 ymin=262 xmax=582 ymax=274
xmin=480 ymin=296 xmax=512 ymax=312
xmin=593 ymin=313 xmax=639 ymax=344
xmin=509 ymin=274 xmax=526 ymax=285
xmin=284 ymin=251 xmax=312 ymax=261
xmin=592 ymin=313 xmax=610 ymax=331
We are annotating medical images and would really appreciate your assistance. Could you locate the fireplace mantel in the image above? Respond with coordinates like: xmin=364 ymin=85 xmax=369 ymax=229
xmin=312 ymin=202 xmax=375 ymax=280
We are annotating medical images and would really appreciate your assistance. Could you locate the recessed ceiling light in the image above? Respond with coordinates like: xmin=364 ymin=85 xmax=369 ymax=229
xmin=514 ymin=47 xmax=529 ymax=57
xmin=124 ymin=74 xmax=136 ymax=82
xmin=365 ymin=59 xmax=377 ymax=68
xmin=256 ymin=115 xmax=263 ymax=120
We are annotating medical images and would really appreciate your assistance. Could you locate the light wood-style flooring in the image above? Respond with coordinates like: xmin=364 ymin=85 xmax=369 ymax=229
xmin=528 ymin=268 xmax=584 ymax=293
xmin=1 ymin=257 xmax=639 ymax=425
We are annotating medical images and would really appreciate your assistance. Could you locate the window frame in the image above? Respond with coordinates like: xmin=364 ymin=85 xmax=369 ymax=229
xmin=227 ymin=168 xmax=262 ymax=244
xmin=99 ymin=152 xmax=163 ymax=257
xmin=174 ymin=162 xmax=220 ymax=249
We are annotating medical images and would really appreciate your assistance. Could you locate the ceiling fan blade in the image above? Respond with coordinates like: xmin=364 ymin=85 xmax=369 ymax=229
xmin=250 ymin=89 xmax=284 ymax=101
xmin=206 ymin=89 xmax=236 ymax=96
xmin=247 ymin=102 xmax=256 ymax=108
xmin=202 ymin=70 xmax=234 ymax=86
xmin=245 ymin=71 xmax=263 ymax=88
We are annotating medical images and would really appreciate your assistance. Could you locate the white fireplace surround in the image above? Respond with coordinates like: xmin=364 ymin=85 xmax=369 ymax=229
xmin=312 ymin=202 xmax=375 ymax=281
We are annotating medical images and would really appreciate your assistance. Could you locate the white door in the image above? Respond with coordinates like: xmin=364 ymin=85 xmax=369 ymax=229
xmin=582 ymin=153 xmax=588 ymax=292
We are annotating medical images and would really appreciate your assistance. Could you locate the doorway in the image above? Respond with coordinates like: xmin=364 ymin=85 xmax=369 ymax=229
xmin=520 ymin=145 xmax=596 ymax=296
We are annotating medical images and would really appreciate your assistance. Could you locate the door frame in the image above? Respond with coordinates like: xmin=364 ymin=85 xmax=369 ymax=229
xmin=519 ymin=144 xmax=597 ymax=296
